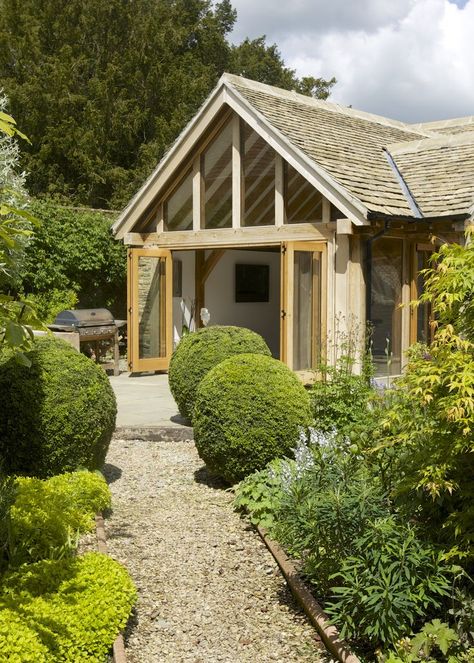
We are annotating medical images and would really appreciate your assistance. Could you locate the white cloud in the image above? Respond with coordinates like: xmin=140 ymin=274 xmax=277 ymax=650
xmin=230 ymin=0 xmax=474 ymax=122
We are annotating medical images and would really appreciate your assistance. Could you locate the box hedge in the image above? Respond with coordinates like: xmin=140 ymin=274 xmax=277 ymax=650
xmin=0 ymin=336 xmax=116 ymax=478
xmin=193 ymin=353 xmax=313 ymax=483
xmin=0 ymin=552 xmax=137 ymax=662
xmin=168 ymin=325 xmax=271 ymax=420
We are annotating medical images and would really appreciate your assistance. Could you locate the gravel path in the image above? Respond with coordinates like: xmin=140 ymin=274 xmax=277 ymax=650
xmin=103 ymin=437 xmax=326 ymax=663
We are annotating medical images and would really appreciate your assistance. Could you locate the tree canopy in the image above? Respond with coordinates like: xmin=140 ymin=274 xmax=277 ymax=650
xmin=0 ymin=0 xmax=335 ymax=209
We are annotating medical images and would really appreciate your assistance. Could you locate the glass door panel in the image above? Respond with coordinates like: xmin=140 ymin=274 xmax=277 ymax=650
xmin=410 ymin=243 xmax=433 ymax=345
xmin=281 ymin=242 xmax=326 ymax=372
xmin=128 ymin=248 xmax=172 ymax=373
xmin=293 ymin=251 xmax=321 ymax=370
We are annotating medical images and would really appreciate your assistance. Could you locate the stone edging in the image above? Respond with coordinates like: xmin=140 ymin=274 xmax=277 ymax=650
xmin=95 ymin=513 xmax=128 ymax=663
xmin=114 ymin=426 xmax=193 ymax=442
xmin=256 ymin=525 xmax=361 ymax=663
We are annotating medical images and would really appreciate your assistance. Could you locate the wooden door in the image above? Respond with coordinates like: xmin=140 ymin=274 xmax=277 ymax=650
xmin=280 ymin=241 xmax=327 ymax=372
xmin=128 ymin=248 xmax=173 ymax=373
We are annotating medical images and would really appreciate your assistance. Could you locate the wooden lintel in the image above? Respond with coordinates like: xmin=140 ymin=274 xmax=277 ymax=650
xmin=124 ymin=223 xmax=334 ymax=249
xmin=202 ymin=249 xmax=225 ymax=283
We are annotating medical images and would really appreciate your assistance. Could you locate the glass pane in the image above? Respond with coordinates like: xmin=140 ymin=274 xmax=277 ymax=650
xmin=285 ymin=163 xmax=322 ymax=223
xmin=416 ymin=251 xmax=432 ymax=344
xmin=293 ymin=251 xmax=321 ymax=370
xmin=203 ymin=122 xmax=232 ymax=229
xmin=370 ymin=239 xmax=403 ymax=376
xmin=164 ymin=170 xmax=193 ymax=231
xmin=138 ymin=256 xmax=167 ymax=359
xmin=242 ymin=121 xmax=275 ymax=226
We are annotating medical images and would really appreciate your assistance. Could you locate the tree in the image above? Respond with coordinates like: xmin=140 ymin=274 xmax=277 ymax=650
xmin=382 ymin=229 xmax=474 ymax=549
xmin=0 ymin=102 xmax=41 ymax=361
xmin=229 ymin=37 xmax=336 ymax=99
xmin=0 ymin=0 xmax=335 ymax=209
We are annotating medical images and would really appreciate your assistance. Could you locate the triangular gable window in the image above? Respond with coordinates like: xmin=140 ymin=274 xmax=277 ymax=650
xmin=161 ymin=112 xmax=324 ymax=231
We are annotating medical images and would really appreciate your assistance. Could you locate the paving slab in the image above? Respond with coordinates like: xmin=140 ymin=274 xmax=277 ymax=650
xmin=109 ymin=372 xmax=192 ymax=438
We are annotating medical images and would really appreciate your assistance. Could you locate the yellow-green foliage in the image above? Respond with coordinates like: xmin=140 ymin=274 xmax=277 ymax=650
xmin=381 ymin=230 xmax=474 ymax=548
xmin=9 ymin=471 xmax=111 ymax=566
xmin=0 ymin=552 xmax=137 ymax=662
xmin=194 ymin=353 xmax=313 ymax=484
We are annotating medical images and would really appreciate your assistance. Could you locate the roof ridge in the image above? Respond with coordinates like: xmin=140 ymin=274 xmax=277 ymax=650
xmin=222 ymin=73 xmax=436 ymax=138
xmin=387 ymin=130 xmax=474 ymax=155
xmin=411 ymin=116 xmax=474 ymax=131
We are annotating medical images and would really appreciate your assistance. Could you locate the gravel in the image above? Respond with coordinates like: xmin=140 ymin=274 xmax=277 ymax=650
xmin=102 ymin=437 xmax=327 ymax=663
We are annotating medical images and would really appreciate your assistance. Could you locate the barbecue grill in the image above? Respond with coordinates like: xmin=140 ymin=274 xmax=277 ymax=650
xmin=49 ymin=308 xmax=126 ymax=375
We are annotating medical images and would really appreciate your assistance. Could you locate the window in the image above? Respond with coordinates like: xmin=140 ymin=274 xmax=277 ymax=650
xmin=163 ymin=170 xmax=193 ymax=231
xmin=285 ymin=163 xmax=322 ymax=223
xmin=369 ymin=238 xmax=403 ymax=376
xmin=202 ymin=121 xmax=232 ymax=229
xmin=242 ymin=121 xmax=275 ymax=226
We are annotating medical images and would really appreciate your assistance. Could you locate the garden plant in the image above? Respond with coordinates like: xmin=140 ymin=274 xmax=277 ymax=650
xmin=233 ymin=232 xmax=474 ymax=659
xmin=168 ymin=325 xmax=271 ymax=420
xmin=0 ymin=335 xmax=117 ymax=478
xmin=194 ymin=353 xmax=313 ymax=483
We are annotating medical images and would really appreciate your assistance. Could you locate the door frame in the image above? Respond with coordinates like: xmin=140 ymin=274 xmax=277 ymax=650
xmin=280 ymin=241 xmax=327 ymax=371
xmin=128 ymin=247 xmax=173 ymax=373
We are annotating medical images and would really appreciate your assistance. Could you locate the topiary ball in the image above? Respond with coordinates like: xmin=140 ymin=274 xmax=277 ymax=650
xmin=0 ymin=336 xmax=117 ymax=478
xmin=168 ymin=325 xmax=271 ymax=421
xmin=193 ymin=353 xmax=314 ymax=484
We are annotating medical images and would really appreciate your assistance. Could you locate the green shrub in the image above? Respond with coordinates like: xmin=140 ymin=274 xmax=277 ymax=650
xmin=310 ymin=360 xmax=374 ymax=437
xmin=325 ymin=518 xmax=452 ymax=648
xmin=193 ymin=353 xmax=313 ymax=484
xmin=273 ymin=434 xmax=390 ymax=595
xmin=234 ymin=458 xmax=288 ymax=532
xmin=168 ymin=325 xmax=271 ymax=420
xmin=0 ymin=336 xmax=116 ymax=477
xmin=7 ymin=471 xmax=111 ymax=566
xmin=20 ymin=199 xmax=127 ymax=318
xmin=0 ymin=552 xmax=137 ymax=662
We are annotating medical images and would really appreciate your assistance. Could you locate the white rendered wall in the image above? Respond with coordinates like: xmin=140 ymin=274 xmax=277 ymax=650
xmin=172 ymin=250 xmax=196 ymax=348
xmin=205 ymin=249 xmax=280 ymax=357
xmin=172 ymin=248 xmax=280 ymax=356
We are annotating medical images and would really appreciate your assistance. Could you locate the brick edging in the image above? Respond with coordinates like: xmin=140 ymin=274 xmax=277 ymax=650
xmin=95 ymin=513 xmax=128 ymax=663
xmin=256 ymin=525 xmax=361 ymax=663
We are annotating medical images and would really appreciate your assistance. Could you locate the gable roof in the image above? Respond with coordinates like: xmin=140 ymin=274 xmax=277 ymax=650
xmin=386 ymin=131 xmax=474 ymax=218
xmin=410 ymin=116 xmax=474 ymax=136
xmin=113 ymin=74 xmax=474 ymax=238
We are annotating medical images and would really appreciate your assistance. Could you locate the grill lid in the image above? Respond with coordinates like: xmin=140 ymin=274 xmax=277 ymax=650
xmin=54 ymin=308 xmax=115 ymax=328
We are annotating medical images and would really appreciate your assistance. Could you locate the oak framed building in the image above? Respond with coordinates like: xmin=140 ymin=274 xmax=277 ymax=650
xmin=112 ymin=74 xmax=473 ymax=376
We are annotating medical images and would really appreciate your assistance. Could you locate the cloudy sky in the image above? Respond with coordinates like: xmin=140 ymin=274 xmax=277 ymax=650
xmin=229 ymin=0 xmax=473 ymax=123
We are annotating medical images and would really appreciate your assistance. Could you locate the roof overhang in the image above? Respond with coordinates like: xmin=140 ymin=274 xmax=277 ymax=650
xmin=112 ymin=75 xmax=370 ymax=239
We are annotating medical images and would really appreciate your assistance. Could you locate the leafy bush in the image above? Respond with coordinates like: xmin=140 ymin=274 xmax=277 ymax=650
xmin=193 ymin=353 xmax=313 ymax=484
xmin=0 ymin=336 xmax=116 ymax=477
xmin=325 ymin=518 xmax=452 ymax=648
xmin=7 ymin=471 xmax=111 ymax=566
xmin=310 ymin=362 xmax=374 ymax=436
xmin=273 ymin=433 xmax=390 ymax=594
xmin=234 ymin=458 xmax=288 ymax=532
xmin=379 ymin=619 xmax=468 ymax=663
xmin=169 ymin=325 xmax=271 ymax=420
xmin=0 ymin=552 xmax=137 ymax=662
xmin=379 ymin=229 xmax=474 ymax=551
xmin=18 ymin=199 xmax=127 ymax=318
xmin=25 ymin=288 xmax=78 ymax=324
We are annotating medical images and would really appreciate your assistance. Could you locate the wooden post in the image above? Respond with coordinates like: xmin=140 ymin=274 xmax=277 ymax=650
xmin=275 ymin=155 xmax=285 ymax=226
xmin=195 ymin=249 xmax=205 ymax=328
xmin=232 ymin=115 xmax=241 ymax=229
